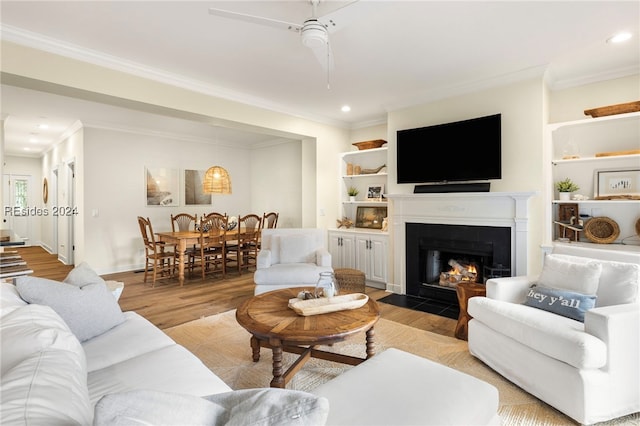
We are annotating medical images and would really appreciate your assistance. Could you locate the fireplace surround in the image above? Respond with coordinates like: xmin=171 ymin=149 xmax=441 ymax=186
xmin=387 ymin=192 xmax=535 ymax=297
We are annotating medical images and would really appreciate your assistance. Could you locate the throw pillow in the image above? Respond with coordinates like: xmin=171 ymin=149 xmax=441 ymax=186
xmin=538 ymin=254 xmax=602 ymax=295
xmin=94 ymin=388 xmax=330 ymax=426
xmin=63 ymin=261 xmax=106 ymax=287
xmin=279 ymin=234 xmax=316 ymax=264
xmin=551 ymin=254 xmax=639 ymax=307
xmin=15 ymin=276 xmax=125 ymax=342
xmin=523 ymin=285 xmax=596 ymax=322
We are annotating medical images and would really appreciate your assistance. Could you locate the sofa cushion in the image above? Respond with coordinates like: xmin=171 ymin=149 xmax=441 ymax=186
xmin=83 ymin=311 xmax=176 ymax=372
xmin=1 ymin=281 xmax=27 ymax=310
xmin=15 ymin=276 xmax=125 ymax=342
xmin=524 ymin=285 xmax=596 ymax=322
xmin=63 ymin=261 xmax=106 ymax=287
xmin=279 ymin=234 xmax=316 ymax=264
xmin=468 ymin=296 xmax=607 ymax=369
xmin=1 ymin=327 xmax=92 ymax=425
xmin=538 ymin=254 xmax=602 ymax=295
xmin=87 ymin=344 xmax=232 ymax=406
xmin=94 ymin=388 xmax=329 ymax=426
xmin=1 ymin=304 xmax=82 ymax=375
xmin=551 ymin=253 xmax=639 ymax=307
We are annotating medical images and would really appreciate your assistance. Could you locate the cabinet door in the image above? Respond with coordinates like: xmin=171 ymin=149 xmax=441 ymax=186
xmin=355 ymin=236 xmax=370 ymax=277
xmin=328 ymin=232 xmax=355 ymax=269
xmin=368 ymin=236 xmax=388 ymax=283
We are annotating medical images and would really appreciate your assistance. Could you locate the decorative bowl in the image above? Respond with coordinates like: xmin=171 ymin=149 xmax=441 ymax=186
xmin=352 ymin=139 xmax=387 ymax=150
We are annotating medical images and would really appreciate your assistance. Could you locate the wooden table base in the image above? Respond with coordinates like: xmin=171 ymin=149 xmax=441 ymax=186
xmin=250 ymin=328 xmax=376 ymax=388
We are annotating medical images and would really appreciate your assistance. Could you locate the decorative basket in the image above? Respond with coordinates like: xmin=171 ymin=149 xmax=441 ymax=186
xmin=584 ymin=217 xmax=620 ymax=244
xmin=352 ymin=139 xmax=387 ymax=150
xmin=334 ymin=268 xmax=366 ymax=293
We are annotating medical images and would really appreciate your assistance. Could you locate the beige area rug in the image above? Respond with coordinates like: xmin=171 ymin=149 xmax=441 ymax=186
xmin=165 ymin=310 xmax=638 ymax=426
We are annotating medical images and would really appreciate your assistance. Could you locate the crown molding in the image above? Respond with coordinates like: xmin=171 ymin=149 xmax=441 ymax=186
xmin=1 ymin=25 xmax=351 ymax=129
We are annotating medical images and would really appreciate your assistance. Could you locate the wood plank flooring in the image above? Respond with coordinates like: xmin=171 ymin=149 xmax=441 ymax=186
xmin=11 ymin=246 xmax=457 ymax=337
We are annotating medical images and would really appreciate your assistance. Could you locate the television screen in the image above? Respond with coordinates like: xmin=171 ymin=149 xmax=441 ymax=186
xmin=397 ymin=114 xmax=501 ymax=184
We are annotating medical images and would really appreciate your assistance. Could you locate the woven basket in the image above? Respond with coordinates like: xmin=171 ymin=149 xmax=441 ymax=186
xmin=584 ymin=217 xmax=620 ymax=244
xmin=334 ymin=268 xmax=366 ymax=293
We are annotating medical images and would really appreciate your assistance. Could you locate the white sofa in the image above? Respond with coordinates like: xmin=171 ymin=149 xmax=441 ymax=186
xmin=1 ymin=267 xmax=501 ymax=425
xmin=253 ymin=228 xmax=333 ymax=295
xmin=468 ymin=244 xmax=640 ymax=425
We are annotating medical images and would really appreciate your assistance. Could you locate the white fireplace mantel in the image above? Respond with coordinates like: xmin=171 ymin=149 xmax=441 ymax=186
xmin=387 ymin=192 xmax=536 ymax=294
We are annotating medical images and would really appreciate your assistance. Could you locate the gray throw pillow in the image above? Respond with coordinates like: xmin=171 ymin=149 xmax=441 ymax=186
xmin=63 ymin=262 xmax=106 ymax=287
xmin=523 ymin=284 xmax=596 ymax=322
xmin=94 ymin=388 xmax=329 ymax=426
xmin=15 ymin=276 xmax=125 ymax=342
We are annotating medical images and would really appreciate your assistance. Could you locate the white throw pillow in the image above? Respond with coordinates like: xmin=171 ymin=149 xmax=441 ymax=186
xmin=538 ymin=254 xmax=602 ymax=295
xmin=279 ymin=234 xmax=316 ymax=264
xmin=94 ymin=388 xmax=329 ymax=426
xmin=15 ymin=276 xmax=125 ymax=342
xmin=63 ymin=261 xmax=106 ymax=287
xmin=0 ymin=304 xmax=81 ymax=375
xmin=551 ymin=254 xmax=639 ymax=307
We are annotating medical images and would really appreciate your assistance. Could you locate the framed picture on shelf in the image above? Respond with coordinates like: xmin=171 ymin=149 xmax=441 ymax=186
xmin=184 ymin=169 xmax=212 ymax=205
xmin=366 ymin=184 xmax=384 ymax=201
xmin=356 ymin=206 xmax=387 ymax=229
xmin=594 ymin=168 xmax=640 ymax=198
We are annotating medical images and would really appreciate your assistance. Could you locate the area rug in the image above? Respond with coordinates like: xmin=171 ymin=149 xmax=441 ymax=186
xmin=164 ymin=310 xmax=638 ymax=426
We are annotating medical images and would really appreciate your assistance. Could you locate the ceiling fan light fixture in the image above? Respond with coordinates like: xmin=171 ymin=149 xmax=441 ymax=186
xmin=301 ymin=20 xmax=328 ymax=48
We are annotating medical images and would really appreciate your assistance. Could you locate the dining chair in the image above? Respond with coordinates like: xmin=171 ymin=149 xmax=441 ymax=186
xmin=171 ymin=213 xmax=197 ymax=231
xmin=190 ymin=213 xmax=228 ymax=280
xmin=137 ymin=216 xmax=175 ymax=287
xmin=262 ymin=211 xmax=279 ymax=229
xmin=226 ymin=214 xmax=261 ymax=274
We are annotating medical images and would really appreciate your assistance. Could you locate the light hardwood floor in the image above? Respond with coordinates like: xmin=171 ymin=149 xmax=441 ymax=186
xmin=12 ymin=246 xmax=457 ymax=337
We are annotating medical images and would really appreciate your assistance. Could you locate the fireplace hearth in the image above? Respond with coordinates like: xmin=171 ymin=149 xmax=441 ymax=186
xmin=406 ymin=223 xmax=511 ymax=312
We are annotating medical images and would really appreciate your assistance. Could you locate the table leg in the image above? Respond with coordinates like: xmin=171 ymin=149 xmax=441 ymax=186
xmin=270 ymin=338 xmax=285 ymax=388
xmin=177 ymin=239 xmax=187 ymax=286
xmin=250 ymin=335 xmax=261 ymax=362
xmin=365 ymin=327 xmax=376 ymax=358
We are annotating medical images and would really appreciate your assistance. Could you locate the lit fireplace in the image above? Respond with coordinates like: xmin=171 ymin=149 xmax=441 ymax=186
xmin=406 ymin=223 xmax=511 ymax=313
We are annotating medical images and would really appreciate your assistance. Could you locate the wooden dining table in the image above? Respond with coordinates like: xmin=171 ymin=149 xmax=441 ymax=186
xmin=155 ymin=228 xmax=240 ymax=286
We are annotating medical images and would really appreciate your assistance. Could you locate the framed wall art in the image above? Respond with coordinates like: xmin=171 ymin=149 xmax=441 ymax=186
xmin=594 ymin=168 xmax=640 ymax=198
xmin=366 ymin=184 xmax=384 ymax=201
xmin=184 ymin=169 xmax=212 ymax=205
xmin=145 ymin=167 xmax=179 ymax=206
xmin=356 ymin=206 xmax=387 ymax=229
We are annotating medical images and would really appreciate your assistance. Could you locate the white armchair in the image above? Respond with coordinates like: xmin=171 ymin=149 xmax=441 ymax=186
xmin=468 ymin=244 xmax=640 ymax=425
xmin=253 ymin=228 xmax=333 ymax=295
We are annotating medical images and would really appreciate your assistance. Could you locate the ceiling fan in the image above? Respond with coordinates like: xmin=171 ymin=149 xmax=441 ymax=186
xmin=208 ymin=0 xmax=359 ymax=77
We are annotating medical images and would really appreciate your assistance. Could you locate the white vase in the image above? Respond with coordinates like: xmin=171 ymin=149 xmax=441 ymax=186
xmin=559 ymin=192 xmax=571 ymax=201
xmin=349 ymin=196 xmax=356 ymax=202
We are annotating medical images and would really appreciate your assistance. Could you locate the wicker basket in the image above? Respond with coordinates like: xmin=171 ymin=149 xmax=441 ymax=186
xmin=584 ymin=217 xmax=620 ymax=244
xmin=334 ymin=268 xmax=366 ymax=293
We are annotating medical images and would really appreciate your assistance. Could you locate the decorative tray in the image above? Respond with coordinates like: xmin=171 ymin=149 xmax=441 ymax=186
xmin=352 ymin=139 xmax=387 ymax=150
xmin=288 ymin=293 xmax=369 ymax=316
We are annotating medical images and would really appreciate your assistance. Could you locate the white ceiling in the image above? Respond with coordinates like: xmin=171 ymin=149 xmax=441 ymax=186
xmin=1 ymin=1 xmax=638 ymax=157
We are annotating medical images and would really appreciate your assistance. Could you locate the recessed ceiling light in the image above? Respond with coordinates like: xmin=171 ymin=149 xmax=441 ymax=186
xmin=38 ymin=123 xmax=49 ymax=130
xmin=607 ymin=32 xmax=632 ymax=43
xmin=29 ymin=138 xmax=38 ymax=143
xmin=341 ymin=105 xmax=351 ymax=113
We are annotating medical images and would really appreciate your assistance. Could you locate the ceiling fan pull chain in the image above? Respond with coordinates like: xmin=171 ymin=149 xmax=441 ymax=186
xmin=326 ymin=41 xmax=331 ymax=90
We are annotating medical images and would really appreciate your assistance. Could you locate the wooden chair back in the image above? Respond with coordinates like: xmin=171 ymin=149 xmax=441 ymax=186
xmin=262 ymin=211 xmax=279 ymax=229
xmin=171 ymin=213 xmax=197 ymax=232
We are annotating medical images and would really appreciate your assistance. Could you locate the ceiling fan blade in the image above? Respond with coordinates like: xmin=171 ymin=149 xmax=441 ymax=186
xmin=208 ymin=7 xmax=302 ymax=32
xmin=317 ymin=0 xmax=362 ymax=33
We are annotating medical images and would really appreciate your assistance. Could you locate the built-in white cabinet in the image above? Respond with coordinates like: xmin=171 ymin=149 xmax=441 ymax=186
xmin=328 ymin=229 xmax=388 ymax=287
xmin=547 ymin=111 xmax=640 ymax=246
xmin=355 ymin=233 xmax=388 ymax=284
xmin=328 ymin=230 xmax=355 ymax=269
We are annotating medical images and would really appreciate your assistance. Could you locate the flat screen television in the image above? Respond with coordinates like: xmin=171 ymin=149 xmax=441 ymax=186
xmin=396 ymin=114 xmax=501 ymax=184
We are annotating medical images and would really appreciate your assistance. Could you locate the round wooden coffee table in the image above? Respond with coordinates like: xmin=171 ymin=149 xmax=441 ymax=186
xmin=236 ymin=287 xmax=380 ymax=388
